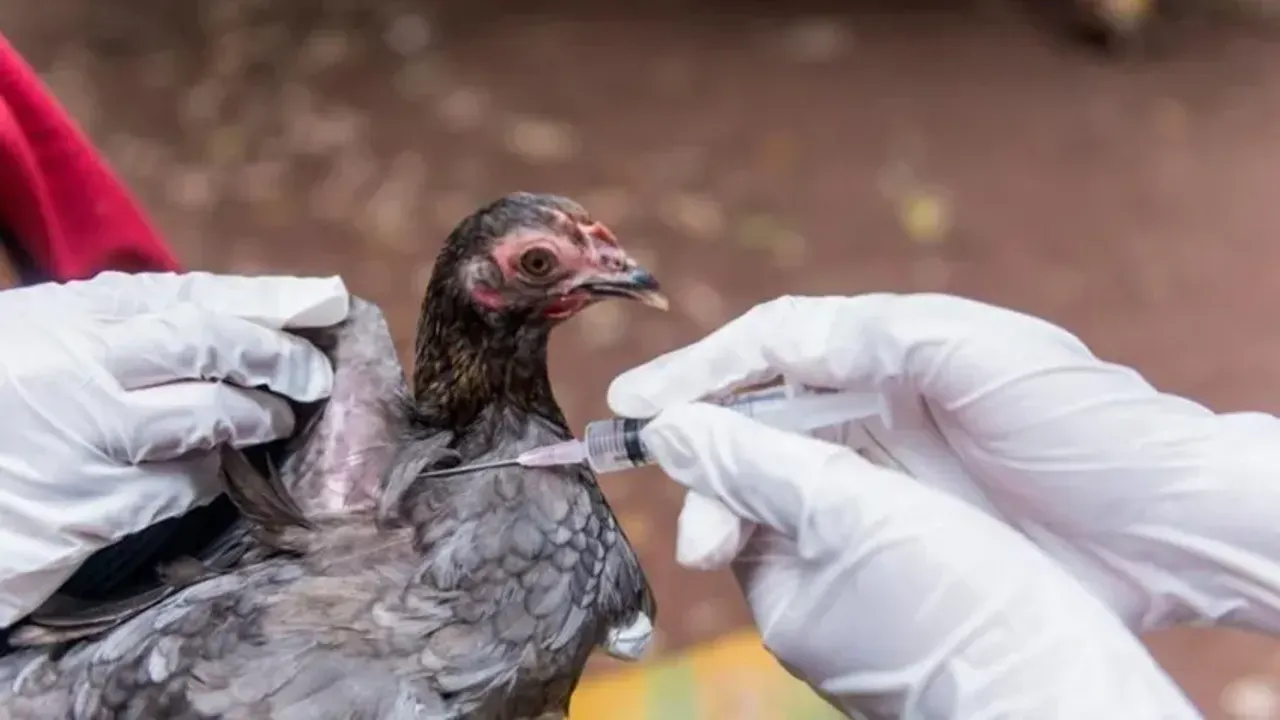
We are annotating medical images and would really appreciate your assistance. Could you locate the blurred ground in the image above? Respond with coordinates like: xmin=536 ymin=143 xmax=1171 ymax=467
xmin=5 ymin=0 xmax=1280 ymax=716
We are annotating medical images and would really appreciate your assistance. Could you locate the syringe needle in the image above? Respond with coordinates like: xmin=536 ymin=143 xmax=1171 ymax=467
xmin=417 ymin=458 xmax=524 ymax=479
xmin=416 ymin=440 xmax=591 ymax=479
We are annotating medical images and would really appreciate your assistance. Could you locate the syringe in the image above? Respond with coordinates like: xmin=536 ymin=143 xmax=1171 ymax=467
xmin=416 ymin=385 xmax=882 ymax=480
xmin=517 ymin=384 xmax=881 ymax=475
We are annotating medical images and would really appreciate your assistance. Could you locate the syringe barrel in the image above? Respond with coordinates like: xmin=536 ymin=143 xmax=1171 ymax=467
xmin=583 ymin=417 xmax=655 ymax=474
xmin=580 ymin=384 xmax=878 ymax=474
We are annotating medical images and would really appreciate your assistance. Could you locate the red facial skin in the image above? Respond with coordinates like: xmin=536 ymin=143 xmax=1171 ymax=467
xmin=477 ymin=220 xmax=637 ymax=320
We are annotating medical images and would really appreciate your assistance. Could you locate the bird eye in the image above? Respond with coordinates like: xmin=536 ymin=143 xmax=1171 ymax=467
xmin=518 ymin=247 xmax=558 ymax=279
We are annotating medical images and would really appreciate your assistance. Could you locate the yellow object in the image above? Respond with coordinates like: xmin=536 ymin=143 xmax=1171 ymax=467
xmin=899 ymin=191 xmax=950 ymax=245
xmin=571 ymin=631 xmax=844 ymax=719
xmin=1101 ymin=0 xmax=1151 ymax=25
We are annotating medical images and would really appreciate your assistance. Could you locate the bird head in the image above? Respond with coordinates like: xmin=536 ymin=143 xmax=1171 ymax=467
xmin=412 ymin=192 xmax=667 ymax=426
xmin=437 ymin=192 xmax=667 ymax=325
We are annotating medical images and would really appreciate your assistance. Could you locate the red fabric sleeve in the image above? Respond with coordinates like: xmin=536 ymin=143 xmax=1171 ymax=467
xmin=0 ymin=34 xmax=179 ymax=281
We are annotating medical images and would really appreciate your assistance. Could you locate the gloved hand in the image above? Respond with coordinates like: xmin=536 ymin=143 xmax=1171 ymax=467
xmin=0 ymin=271 xmax=350 ymax=628
xmin=607 ymin=293 xmax=1280 ymax=718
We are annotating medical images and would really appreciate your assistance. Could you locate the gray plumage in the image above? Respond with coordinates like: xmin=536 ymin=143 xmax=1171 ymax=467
xmin=0 ymin=193 xmax=660 ymax=719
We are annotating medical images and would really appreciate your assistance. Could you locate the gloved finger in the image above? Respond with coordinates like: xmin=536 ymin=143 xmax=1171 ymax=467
xmin=643 ymin=402 xmax=876 ymax=565
xmin=101 ymin=303 xmax=335 ymax=402
xmin=608 ymin=292 xmax=1089 ymax=419
xmin=723 ymin=481 xmax=1202 ymax=719
xmin=53 ymin=271 xmax=350 ymax=328
xmin=609 ymin=295 xmax=817 ymax=418
xmin=676 ymin=491 xmax=755 ymax=571
xmin=104 ymin=381 xmax=295 ymax=464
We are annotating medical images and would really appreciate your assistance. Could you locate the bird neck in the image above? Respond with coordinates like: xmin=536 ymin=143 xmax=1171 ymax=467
xmin=410 ymin=282 xmax=566 ymax=433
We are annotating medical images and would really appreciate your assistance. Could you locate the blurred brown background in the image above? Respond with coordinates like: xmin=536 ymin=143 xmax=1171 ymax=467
xmin=5 ymin=0 xmax=1280 ymax=716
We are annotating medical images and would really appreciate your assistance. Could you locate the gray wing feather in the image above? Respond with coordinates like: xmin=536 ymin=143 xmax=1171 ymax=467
xmin=1 ymin=561 xmax=452 ymax=719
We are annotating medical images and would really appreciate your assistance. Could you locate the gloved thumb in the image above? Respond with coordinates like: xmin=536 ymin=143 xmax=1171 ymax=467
xmin=676 ymin=490 xmax=755 ymax=571
xmin=643 ymin=402 xmax=865 ymax=568
xmin=100 ymin=303 xmax=334 ymax=402
xmin=608 ymin=295 xmax=886 ymax=418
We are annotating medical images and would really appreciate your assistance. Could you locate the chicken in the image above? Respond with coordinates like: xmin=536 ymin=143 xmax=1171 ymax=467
xmin=0 ymin=192 xmax=662 ymax=719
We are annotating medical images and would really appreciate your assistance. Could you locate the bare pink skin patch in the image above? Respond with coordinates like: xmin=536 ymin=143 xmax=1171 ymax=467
xmin=542 ymin=294 xmax=592 ymax=319
xmin=470 ymin=286 xmax=506 ymax=311
xmin=579 ymin=221 xmax=619 ymax=248
xmin=494 ymin=228 xmax=621 ymax=312
xmin=488 ymin=231 xmax=597 ymax=281
xmin=465 ymin=219 xmax=643 ymax=320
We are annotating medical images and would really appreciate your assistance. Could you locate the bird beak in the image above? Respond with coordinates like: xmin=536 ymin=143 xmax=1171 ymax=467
xmin=574 ymin=266 xmax=668 ymax=311
xmin=565 ymin=221 xmax=668 ymax=311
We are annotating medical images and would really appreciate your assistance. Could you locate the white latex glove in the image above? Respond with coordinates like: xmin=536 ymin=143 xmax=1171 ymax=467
xmin=0 ymin=271 xmax=350 ymax=628
xmin=605 ymin=293 xmax=1280 ymax=718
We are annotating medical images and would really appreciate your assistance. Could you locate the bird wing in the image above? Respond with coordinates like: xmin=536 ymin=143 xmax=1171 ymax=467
xmin=4 ymin=297 xmax=413 ymax=655
xmin=0 ymin=561 xmax=453 ymax=720
xmin=265 ymin=297 xmax=414 ymax=519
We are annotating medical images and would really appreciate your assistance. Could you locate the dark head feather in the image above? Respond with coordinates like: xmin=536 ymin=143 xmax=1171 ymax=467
xmin=411 ymin=192 xmax=666 ymax=432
